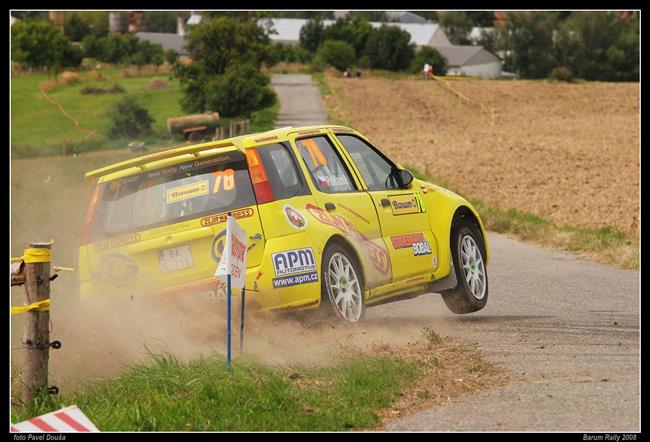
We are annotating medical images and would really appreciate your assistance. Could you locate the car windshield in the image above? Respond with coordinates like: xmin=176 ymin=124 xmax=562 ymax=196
xmin=91 ymin=151 xmax=255 ymax=240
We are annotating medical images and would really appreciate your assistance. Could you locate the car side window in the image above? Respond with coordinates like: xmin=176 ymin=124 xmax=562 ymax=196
xmin=257 ymin=142 xmax=309 ymax=200
xmin=296 ymin=136 xmax=356 ymax=193
xmin=335 ymin=135 xmax=400 ymax=191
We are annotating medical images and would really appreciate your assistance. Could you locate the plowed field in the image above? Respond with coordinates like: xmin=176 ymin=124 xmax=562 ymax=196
xmin=324 ymin=75 xmax=639 ymax=236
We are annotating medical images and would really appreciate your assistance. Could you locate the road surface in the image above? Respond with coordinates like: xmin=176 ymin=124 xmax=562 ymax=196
xmin=272 ymin=74 xmax=328 ymax=128
xmin=271 ymin=74 xmax=640 ymax=432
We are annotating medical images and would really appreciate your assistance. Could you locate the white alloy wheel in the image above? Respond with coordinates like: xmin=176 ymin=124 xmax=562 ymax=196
xmin=460 ymin=235 xmax=487 ymax=300
xmin=326 ymin=252 xmax=363 ymax=323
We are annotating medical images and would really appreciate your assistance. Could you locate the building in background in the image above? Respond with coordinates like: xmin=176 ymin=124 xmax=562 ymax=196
xmin=435 ymin=45 xmax=502 ymax=78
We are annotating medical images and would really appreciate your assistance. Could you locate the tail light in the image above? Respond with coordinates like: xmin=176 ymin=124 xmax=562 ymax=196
xmin=81 ymin=184 xmax=101 ymax=245
xmin=245 ymin=148 xmax=275 ymax=204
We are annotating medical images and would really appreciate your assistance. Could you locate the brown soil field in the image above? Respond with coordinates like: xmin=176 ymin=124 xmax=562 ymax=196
xmin=323 ymin=75 xmax=640 ymax=237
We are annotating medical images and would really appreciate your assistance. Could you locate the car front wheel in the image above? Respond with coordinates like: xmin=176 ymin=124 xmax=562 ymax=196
xmin=441 ymin=224 xmax=489 ymax=314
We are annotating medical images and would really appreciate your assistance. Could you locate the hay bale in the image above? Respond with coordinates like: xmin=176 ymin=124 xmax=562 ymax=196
xmin=149 ymin=78 xmax=168 ymax=89
xmin=59 ymin=71 xmax=80 ymax=86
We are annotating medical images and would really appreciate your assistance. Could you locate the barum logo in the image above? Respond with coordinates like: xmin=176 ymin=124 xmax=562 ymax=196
xmin=272 ymin=248 xmax=316 ymax=276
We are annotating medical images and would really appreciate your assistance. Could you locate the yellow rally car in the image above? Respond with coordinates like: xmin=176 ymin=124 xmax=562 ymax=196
xmin=80 ymin=125 xmax=489 ymax=323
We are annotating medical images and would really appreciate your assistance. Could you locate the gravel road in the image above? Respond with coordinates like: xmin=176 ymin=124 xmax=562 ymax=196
xmin=376 ymin=233 xmax=640 ymax=432
xmin=271 ymin=74 xmax=640 ymax=432
xmin=272 ymin=74 xmax=328 ymax=127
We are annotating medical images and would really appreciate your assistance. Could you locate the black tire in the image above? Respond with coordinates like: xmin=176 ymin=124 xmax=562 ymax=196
xmin=320 ymin=243 xmax=366 ymax=323
xmin=441 ymin=223 xmax=489 ymax=314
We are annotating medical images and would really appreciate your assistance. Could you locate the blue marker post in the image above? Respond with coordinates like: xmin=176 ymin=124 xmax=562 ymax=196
xmin=226 ymin=212 xmax=232 ymax=372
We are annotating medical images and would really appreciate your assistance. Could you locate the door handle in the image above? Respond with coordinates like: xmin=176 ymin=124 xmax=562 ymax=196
xmin=325 ymin=202 xmax=336 ymax=212
xmin=380 ymin=198 xmax=391 ymax=208
xmin=249 ymin=233 xmax=262 ymax=241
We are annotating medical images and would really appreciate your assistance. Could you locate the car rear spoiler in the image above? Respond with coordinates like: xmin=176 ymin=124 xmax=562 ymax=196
xmin=84 ymin=139 xmax=244 ymax=182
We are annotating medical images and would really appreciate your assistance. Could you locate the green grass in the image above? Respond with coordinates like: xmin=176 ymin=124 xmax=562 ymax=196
xmin=12 ymin=352 xmax=421 ymax=431
xmin=408 ymin=166 xmax=639 ymax=270
xmin=11 ymin=69 xmax=281 ymax=159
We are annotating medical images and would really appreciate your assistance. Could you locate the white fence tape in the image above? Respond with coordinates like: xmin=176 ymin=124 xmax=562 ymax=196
xmin=11 ymin=405 xmax=100 ymax=433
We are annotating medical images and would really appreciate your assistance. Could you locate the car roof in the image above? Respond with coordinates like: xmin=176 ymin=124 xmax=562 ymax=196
xmin=85 ymin=124 xmax=357 ymax=183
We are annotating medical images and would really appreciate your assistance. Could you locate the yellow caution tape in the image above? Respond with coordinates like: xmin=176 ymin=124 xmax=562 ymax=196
xmin=23 ymin=248 xmax=51 ymax=263
xmin=11 ymin=299 xmax=50 ymax=315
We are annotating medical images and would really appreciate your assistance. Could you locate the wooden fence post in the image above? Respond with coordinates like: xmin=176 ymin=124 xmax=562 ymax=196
xmin=20 ymin=241 xmax=52 ymax=406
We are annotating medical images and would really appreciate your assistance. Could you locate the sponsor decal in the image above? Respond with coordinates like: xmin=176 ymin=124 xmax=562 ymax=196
xmin=254 ymin=135 xmax=279 ymax=143
xmin=256 ymin=270 xmax=264 ymax=280
xmin=318 ymin=175 xmax=349 ymax=188
xmin=200 ymin=208 xmax=255 ymax=227
xmin=306 ymin=203 xmax=390 ymax=274
xmin=166 ymin=180 xmax=209 ymax=204
xmin=272 ymin=271 xmax=319 ymax=288
xmin=389 ymin=194 xmax=421 ymax=215
xmin=272 ymin=248 xmax=316 ymax=276
xmin=432 ymin=255 xmax=438 ymax=268
xmin=247 ymin=242 xmax=257 ymax=252
xmin=99 ymin=253 xmax=139 ymax=282
xmin=94 ymin=233 xmax=141 ymax=253
xmin=147 ymin=156 xmax=232 ymax=180
xmin=390 ymin=232 xmax=426 ymax=250
xmin=284 ymin=205 xmax=307 ymax=229
xmin=210 ymin=230 xmax=227 ymax=263
xmin=339 ymin=203 xmax=371 ymax=224
xmin=147 ymin=222 xmax=193 ymax=237
xmin=413 ymin=240 xmax=433 ymax=256
xmin=296 ymin=129 xmax=322 ymax=136
xmin=414 ymin=193 xmax=427 ymax=213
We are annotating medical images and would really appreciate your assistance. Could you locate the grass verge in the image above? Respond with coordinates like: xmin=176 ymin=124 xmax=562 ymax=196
xmin=11 ymin=335 xmax=504 ymax=431
xmin=408 ymin=167 xmax=639 ymax=270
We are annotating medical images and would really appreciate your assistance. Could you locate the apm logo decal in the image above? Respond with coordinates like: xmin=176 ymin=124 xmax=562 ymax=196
xmin=99 ymin=253 xmax=139 ymax=282
xmin=272 ymin=248 xmax=316 ymax=276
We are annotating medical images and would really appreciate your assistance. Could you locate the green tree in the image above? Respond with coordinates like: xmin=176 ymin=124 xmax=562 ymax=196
xmin=101 ymin=34 xmax=140 ymax=65
xmin=439 ymin=12 xmax=473 ymax=45
xmin=316 ymin=40 xmax=356 ymax=71
xmin=174 ymin=16 xmax=276 ymax=116
xmin=164 ymin=49 xmax=179 ymax=65
xmin=324 ymin=19 xmax=374 ymax=60
xmin=559 ymin=12 xmax=639 ymax=81
xmin=130 ymin=40 xmax=164 ymax=73
xmin=504 ymin=12 xmax=559 ymax=78
xmin=64 ymin=13 xmax=91 ymax=42
xmin=11 ymin=19 xmax=81 ymax=76
xmin=109 ymin=97 xmax=154 ymax=138
xmin=143 ymin=11 xmax=183 ymax=33
xmin=184 ymin=16 xmax=271 ymax=74
xmin=299 ymin=18 xmax=325 ymax=53
xmin=365 ymin=25 xmax=415 ymax=71
xmin=199 ymin=64 xmax=276 ymax=117
xmin=411 ymin=46 xmax=448 ymax=76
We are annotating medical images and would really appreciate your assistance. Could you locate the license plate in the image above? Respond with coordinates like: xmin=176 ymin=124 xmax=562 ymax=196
xmin=158 ymin=245 xmax=193 ymax=273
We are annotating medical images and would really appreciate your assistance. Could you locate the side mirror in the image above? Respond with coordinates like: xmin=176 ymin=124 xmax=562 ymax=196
xmin=398 ymin=169 xmax=414 ymax=188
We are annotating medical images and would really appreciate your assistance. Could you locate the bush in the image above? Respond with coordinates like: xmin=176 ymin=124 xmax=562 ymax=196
xmin=199 ymin=64 xmax=276 ymax=118
xmin=81 ymin=83 xmax=125 ymax=95
xmin=108 ymin=97 xmax=154 ymax=138
xmin=549 ymin=66 xmax=574 ymax=82
xmin=411 ymin=46 xmax=448 ymax=76
xmin=316 ymin=40 xmax=356 ymax=71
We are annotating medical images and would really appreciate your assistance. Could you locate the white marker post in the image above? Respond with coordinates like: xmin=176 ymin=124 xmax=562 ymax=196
xmin=214 ymin=213 xmax=247 ymax=371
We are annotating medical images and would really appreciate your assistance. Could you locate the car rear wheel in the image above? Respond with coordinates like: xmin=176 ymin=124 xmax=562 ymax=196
xmin=321 ymin=244 xmax=365 ymax=323
xmin=441 ymin=224 xmax=488 ymax=314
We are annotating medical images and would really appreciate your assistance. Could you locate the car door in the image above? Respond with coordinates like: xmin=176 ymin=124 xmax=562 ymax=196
xmin=331 ymin=133 xmax=438 ymax=283
xmin=289 ymin=133 xmax=392 ymax=289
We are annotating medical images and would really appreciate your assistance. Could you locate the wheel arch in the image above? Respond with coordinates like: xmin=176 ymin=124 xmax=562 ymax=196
xmin=323 ymin=234 xmax=367 ymax=290
xmin=451 ymin=206 xmax=489 ymax=265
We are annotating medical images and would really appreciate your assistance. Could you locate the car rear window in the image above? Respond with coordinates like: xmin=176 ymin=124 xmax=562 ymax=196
xmin=90 ymin=151 xmax=255 ymax=240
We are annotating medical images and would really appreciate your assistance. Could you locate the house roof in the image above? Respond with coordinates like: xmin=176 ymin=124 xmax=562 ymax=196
xmin=259 ymin=18 xmax=444 ymax=47
xmin=435 ymin=45 xmax=500 ymax=67
xmin=135 ymin=32 xmax=188 ymax=55
xmin=385 ymin=11 xmax=427 ymax=24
